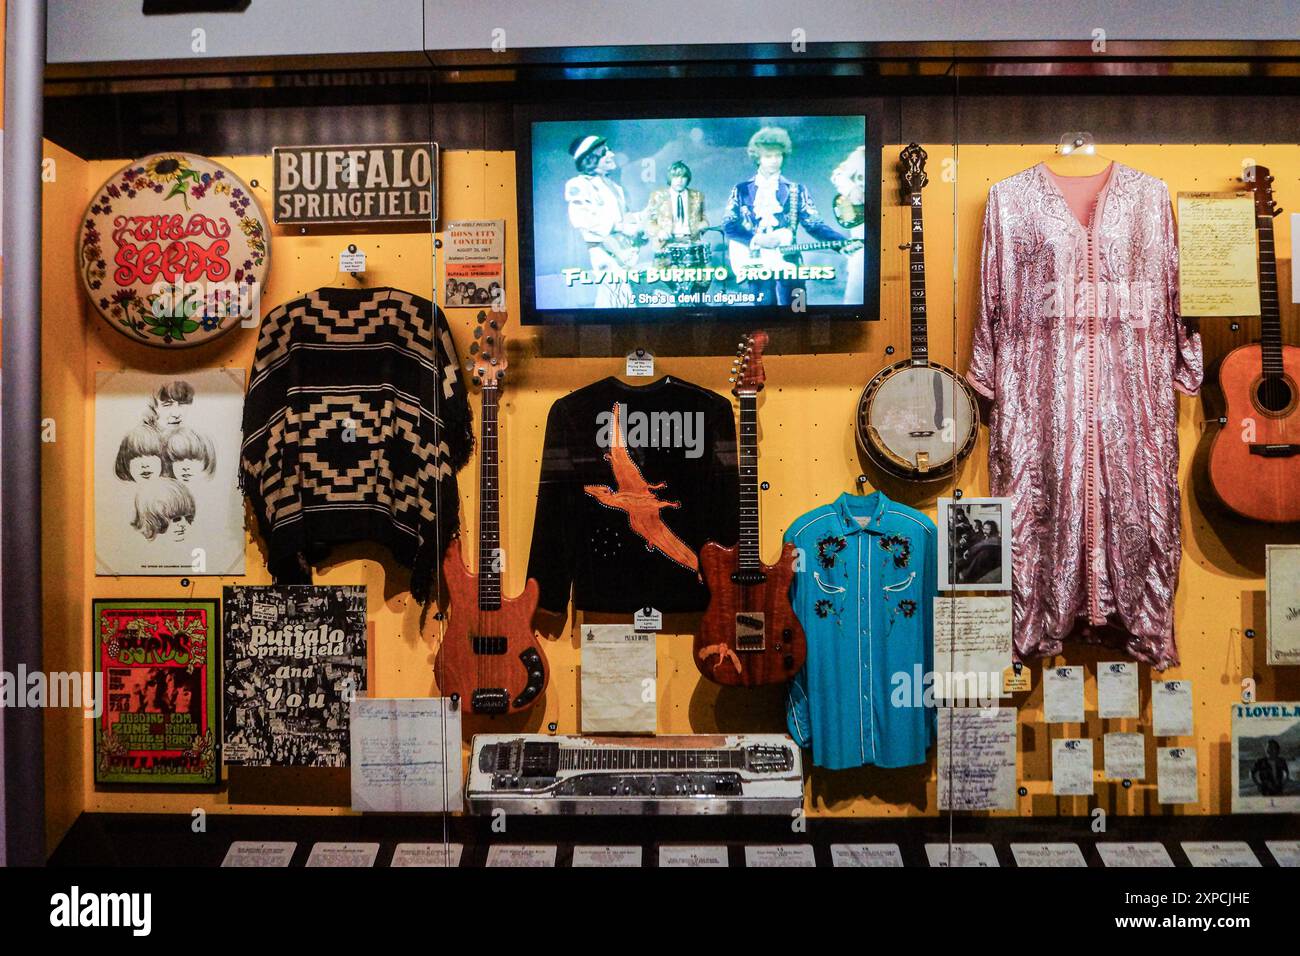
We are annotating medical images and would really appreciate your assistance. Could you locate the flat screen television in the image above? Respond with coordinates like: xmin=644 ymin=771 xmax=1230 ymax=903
xmin=515 ymin=100 xmax=879 ymax=325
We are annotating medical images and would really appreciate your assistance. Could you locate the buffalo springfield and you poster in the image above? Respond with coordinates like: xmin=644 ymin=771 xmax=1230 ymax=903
xmin=1232 ymin=702 xmax=1300 ymax=813
xmin=94 ymin=368 xmax=246 ymax=576
xmin=93 ymin=599 xmax=219 ymax=786
xmin=223 ymin=585 xmax=367 ymax=767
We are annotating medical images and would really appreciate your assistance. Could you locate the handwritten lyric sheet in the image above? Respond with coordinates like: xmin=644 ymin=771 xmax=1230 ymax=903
xmin=1177 ymin=192 xmax=1260 ymax=317
xmin=937 ymin=707 xmax=1017 ymax=810
xmin=349 ymin=697 xmax=463 ymax=813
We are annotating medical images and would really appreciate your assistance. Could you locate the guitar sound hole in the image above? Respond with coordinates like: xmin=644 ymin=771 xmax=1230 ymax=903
xmin=1257 ymin=377 xmax=1293 ymax=413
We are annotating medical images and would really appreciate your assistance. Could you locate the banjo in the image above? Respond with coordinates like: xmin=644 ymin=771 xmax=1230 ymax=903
xmin=856 ymin=143 xmax=978 ymax=480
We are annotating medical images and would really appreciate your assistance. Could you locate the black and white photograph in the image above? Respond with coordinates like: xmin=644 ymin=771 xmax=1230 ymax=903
xmin=94 ymin=368 xmax=246 ymax=576
xmin=223 ymin=585 xmax=368 ymax=768
xmin=938 ymin=497 xmax=1012 ymax=591
xmin=1232 ymin=703 xmax=1300 ymax=813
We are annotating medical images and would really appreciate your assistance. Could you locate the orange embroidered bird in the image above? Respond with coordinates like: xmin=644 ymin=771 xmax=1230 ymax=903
xmin=584 ymin=402 xmax=701 ymax=576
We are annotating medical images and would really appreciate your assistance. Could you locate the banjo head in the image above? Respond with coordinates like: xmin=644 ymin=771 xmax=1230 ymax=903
xmin=856 ymin=361 xmax=978 ymax=479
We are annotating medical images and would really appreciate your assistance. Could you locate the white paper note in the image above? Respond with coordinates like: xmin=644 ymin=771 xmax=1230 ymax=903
xmin=580 ymin=625 xmax=657 ymax=733
xmin=659 ymin=845 xmax=729 ymax=867
xmin=744 ymin=845 xmax=816 ymax=867
xmin=932 ymin=597 xmax=1013 ymax=701
xmin=1043 ymin=666 xmax=1085 ymax=723
xmin=1157 ymin=746 xmax=1199 ymax=804
xmin=486 ymin=845 xmax=557 ymax=868
xmin=1266 ymin=545 xmax=1300 ymax=665
xmin=925 ymin=843 xmax=1000 ymax=867
xmin=1052 ymin=738 xmax=1095 ymax=796
xmin=305 ymin=842 xmax=380 ymax=867
xmin=1152 ymin=680 xmax=1195 ymax=736
xmin=1096 ymin=842 xmax=1175 ymax=867
xmin=1103 ymin=732 xmax=1146 ymax=780
xmin=1265 ymin=840 xmax=1300 ymax=867
xmin=571 ymin=846 xmax=643 ymax=867
xmin=830 ymin=844 xmax=903 ymax=867
xmin=391 ymin=843 xmax=463 ymax=867
xmin=937 ymin=707 xmax=1017 ymax=810
xmin=1010 ymin=843 xmax=1087 ymax=867
xmin=1181 ymin=841 xmax=1260 ymax=867
xmin=1097 ymin=661 xmax=1139 ymax=719
xmin=349 ymin=697 xmax=462 ymax=813
xmin=221 ymin=841 xmax=296 ymax=867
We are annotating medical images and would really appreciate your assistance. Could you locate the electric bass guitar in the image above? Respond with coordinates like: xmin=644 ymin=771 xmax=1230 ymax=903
xmin=436 ymin=310 xmax=549 ymax=714
xmin=695 ymin=332 xmax=807 ymax=687
xmin=1207 ymin=165 xmax=1300 ymax=522
xmin=856 ymin=143 xmax=978 ymax=480
xmin=729 ymin=237 xmax=861 ymax=274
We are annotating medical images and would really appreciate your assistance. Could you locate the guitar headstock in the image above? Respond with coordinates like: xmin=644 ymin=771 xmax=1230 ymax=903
xmin=901 ymin=143 xmax=928 ymax=194
xmin=468 ymin=309 xmax=509 ymax=389
xmin=1242 ymin=164 xmax=1282 ymax=219
xmin=729 ymin=331 xmax=769 ymax=395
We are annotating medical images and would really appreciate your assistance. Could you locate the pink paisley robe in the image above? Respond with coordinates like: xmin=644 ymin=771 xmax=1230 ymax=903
xmin=967 ymin=162 xmax=1203 ymax=670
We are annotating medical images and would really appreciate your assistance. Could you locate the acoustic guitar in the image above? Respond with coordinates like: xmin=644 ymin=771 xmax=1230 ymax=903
xmin=1207 ymin=165 xmax=1300 ymax=523
xmin=695 ymin=332 xmax=807 ymax=687
xmin=856 ymin=143 xmax=978 ymax=480
xmin=436 ymin=310 xmax=549 ymax=714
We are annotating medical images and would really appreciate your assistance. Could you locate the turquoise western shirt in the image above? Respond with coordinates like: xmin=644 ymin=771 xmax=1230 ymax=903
xmin=785 ymin=491 xmax=936 ymax=770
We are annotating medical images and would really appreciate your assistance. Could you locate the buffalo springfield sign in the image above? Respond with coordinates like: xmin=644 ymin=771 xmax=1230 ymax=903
xmin=272 ymin=143 xmax=437 ymax=225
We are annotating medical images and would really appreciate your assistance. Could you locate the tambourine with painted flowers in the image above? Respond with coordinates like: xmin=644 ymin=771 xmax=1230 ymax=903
xmin=78 ymin=152 xmax=270 ymax=348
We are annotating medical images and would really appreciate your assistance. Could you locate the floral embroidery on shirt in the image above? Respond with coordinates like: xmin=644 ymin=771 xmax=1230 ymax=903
xmin=879 ymin=533 xmax=911 ymax=569
xmin=898 ymin=599 xmax=917 ymax=619
xmin=814 ymin=599 xmax=835 ymax=619
xmin=816 ymin=534 xmax=847 ymax=569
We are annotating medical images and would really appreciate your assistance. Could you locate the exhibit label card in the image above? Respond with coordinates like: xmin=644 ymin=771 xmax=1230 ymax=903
xmin=744 ymin=845 xmax=816 ymax=867
xmin=932 ymin=596 xmax=1013 ymax=700
xmin=1043 ymin=665 xmax=1085 ymax=724
xmin=1051 ymin=738 xmax=1095 ymax=796
xmin=1181 ymin=841 xmax=1261 ymax=868
xmin=1103 ymin=732 xmax=1147 ymax=780
xmin=659 ymin=846 xmax=729 ymax=867
xmin=1176 ymin=192 xmax=1260 ymax=316
xmin=1096 ymin=842 xmax=1175 ymax=867
xmin=391 ymin=843 xmax=464 ymax=867
xmin=579 ymin=625 xmax=657 ymax=734
xmin=1231 ymin=701 xmax=1300 ymax=813
xmin=1265 ymin=840 xmax=1300 ymax=867
xmin=486 ymin=845 xmax=557 ymax=868
xmin=221 ymin=841 xmax=296 ymax=867
xmin=1010 ymin=843 xmax=1087 ymax=867
xmin=937 ymin=707 xmax=1017 ymax=811
xmin=830 ymin=844 xmax=904 ymax=867
xmin=1152 ymin=679 xmax=1194 ymax=736
xmin=1266 ymin=545 xmax=1300 ymax=665
xmin=925 ymin=843 xmax=1000 ymax=867
xmin=1157 ymin=747 xmax=1199 ymax=804
xmin=571 ymin=846 xmax=643 ymax=867
xmin=349 ymin=697 xmax=463 ymax=813
xmin=1097 ymin=661 xmax=1139 ymax=719
xmin=305 ymin=842 xmax=380 ymax=868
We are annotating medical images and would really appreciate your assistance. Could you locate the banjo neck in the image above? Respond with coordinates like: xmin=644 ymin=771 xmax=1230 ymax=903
xmin=907 ymin=188 xmax=929 ymax=364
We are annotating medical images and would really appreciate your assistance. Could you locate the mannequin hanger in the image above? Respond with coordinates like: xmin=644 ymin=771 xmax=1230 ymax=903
xmin=1043 ymin=132 xmax=1113 ymax=177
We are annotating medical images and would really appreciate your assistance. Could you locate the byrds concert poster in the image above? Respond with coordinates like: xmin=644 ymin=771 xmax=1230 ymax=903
xmin=93 ymin=599 xmax=219 ymax=786
xmin=223 ymin=585 xmax=367 ymax=767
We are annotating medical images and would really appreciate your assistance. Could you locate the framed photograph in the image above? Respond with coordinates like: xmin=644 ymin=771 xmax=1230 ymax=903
xmin=93 ymin=598 xmax=220 ymax=787
xmin=1232 ymin=702 xmax=1300 ymax=813
xmin=938 ymin=497 xmax=1012 ymax=591
xmin=94 ymin=368 xmax=246 ymax=576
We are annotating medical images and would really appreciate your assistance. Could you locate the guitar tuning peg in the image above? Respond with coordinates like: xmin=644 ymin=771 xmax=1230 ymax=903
xmin=1274 ymin=206 xmax=1284 ymax=216
xmin=469 ymin=342 xmax=480 ymax=354
xmin=1267 ymin=174 xmax=1275 ymax=182
xmin=728 ymin=377 xmax=736 ymax=384
xmin=473 ymin=326 xmax=483 ymax=338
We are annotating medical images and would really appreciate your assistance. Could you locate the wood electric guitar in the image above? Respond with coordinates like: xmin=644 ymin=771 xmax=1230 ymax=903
xmin=436 ymin=310 xmax=548 ymax=714
xmin=856 ymin=143 xmax=978 ymax=480
xmin=695 ymin=332 xmax=807 ymax=687
xmin=1207 ymin=165 xmax=1300 ymax=523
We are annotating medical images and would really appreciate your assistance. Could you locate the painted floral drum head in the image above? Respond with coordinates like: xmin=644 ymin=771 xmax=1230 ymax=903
xmin=79 ymin=153 xmax=270 ymax=348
